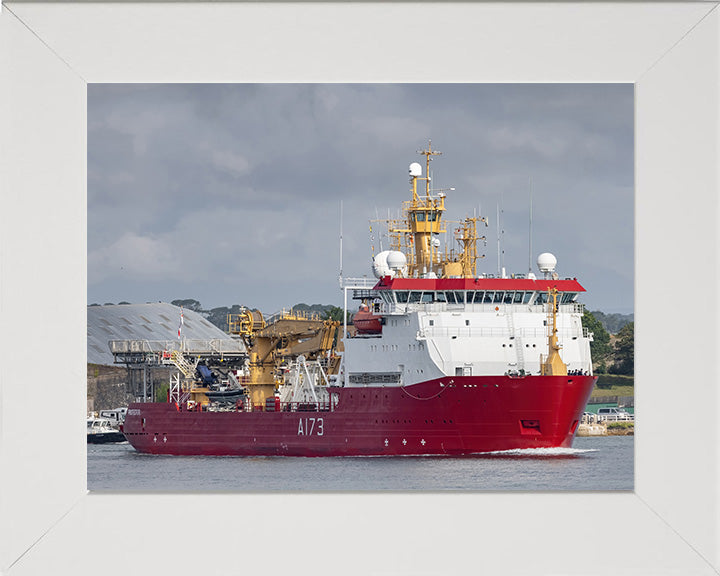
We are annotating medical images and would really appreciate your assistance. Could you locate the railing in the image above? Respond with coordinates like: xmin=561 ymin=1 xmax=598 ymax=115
xmin=109 ymin=338 xmax=245 ymax=356
xmin=341 ymin=277 xmax=378 ymax=288
xmin=582 ymin=412 xmax=634 ymax=424
xmin=416 ymin=326 xmax=584 ymax=339
xmin=383 ymin=301 xmax=587 ymax=316
xmin=186 ymin=399 xmax=337 ymax=413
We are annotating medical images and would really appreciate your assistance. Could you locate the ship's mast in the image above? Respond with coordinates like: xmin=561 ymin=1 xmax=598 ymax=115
xmin=378 ymin=141 xmax=485 ymax=279
xmin=407 ymin=141 xmax=446 ymax=277
xmin=540 ymin=288 xmax=568 ymax=376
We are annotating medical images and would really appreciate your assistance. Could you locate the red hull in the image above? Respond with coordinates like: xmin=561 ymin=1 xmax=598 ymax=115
xmin=122 ymin=375 xmax=596 ymax=456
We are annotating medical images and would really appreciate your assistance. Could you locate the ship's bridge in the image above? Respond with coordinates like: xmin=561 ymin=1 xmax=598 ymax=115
xmin=363 ymin=276 xmax=585 ymax=312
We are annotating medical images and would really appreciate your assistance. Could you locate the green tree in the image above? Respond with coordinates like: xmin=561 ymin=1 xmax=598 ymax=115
xmin=171 ymin=299 xmax=203 ymax=312
xmin=582 ymin=310 xmax=612 ymax=361
xmin=613 ymin=322 xmax=634 ymax=375
xmin=322 ymin=306 xmax=345 ymax=323
xmin=155 ymin=382 xmax=169 ymax=403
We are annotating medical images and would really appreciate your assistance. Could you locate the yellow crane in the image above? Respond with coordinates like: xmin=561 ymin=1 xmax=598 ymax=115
xmin=227 ymin=308 xmax=341 ymax=407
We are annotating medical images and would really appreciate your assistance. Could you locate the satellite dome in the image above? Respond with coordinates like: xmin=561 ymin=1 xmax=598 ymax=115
xmin=386 ymin=251 xmax=407 ymax=271
xmin=409 ymin=162 xmax=422 ymax=177
xmin=537 ymin=252 xmax=557 ymax=274
xmin=373 ymin=251 xmax=392 ymax=279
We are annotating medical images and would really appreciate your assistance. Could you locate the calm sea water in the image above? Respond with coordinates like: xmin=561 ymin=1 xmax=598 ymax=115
xmin=88 ymin=435 xmax=633 ymax=491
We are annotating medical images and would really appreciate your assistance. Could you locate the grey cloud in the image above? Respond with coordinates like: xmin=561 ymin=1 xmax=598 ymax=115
xmin=89 ymin=84 xmax=633 ymax=313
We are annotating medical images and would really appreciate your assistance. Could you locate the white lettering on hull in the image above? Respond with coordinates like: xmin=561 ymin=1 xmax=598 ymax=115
xmin=297 ymin=417 xmax=324 ymax=436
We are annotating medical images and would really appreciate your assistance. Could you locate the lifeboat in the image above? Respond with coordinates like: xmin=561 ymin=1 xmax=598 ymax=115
xmin=352 ymin=304 xmax=382 ymax=334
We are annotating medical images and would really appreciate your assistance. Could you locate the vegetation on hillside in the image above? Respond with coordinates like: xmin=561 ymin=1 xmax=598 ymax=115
xmin=612 ymin=322 xmax=634 ymax=375
xmin=588 ymin=310 xmax=633 ymax=334
xmin=168 ymin=299 xmax=344 ymax=332
xmin=582 ymin=310 xmax=634 ymax=376
xmin=582 ymin=310 xmax=611 ymax=371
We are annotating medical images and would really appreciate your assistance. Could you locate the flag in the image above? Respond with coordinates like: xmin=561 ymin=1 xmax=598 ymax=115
xmin=178 ymin=307 xmax=184 ymax=339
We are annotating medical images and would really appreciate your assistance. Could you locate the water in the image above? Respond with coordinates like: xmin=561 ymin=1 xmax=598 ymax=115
xmin=88 ymin=436 xmax=633 ymax=491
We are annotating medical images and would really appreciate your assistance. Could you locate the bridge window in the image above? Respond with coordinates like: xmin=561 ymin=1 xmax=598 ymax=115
xmin=504 ymin=292 xmax=514 ymax=304
xmin=494 ymin=292 xmax=504 ymax=303
xmin=435 ymin=292 xmax=447 ymax=303
xmin=523 ymin=292 xmax=532 ymax=304
xmin=561 ymin=292 xmax=578 ymax=304
xmin=514 ymin=291 xmax=523 ymax=303
xmin=408 ymin=291 xmax=422 ymax=304
xmin=396 ymin=291 xmax=409 ymax=303
xmin=484 ymin=291 xmax=494 ymax=303
xmin=421 ymin=292 xmax=433 ymax=303
xmin=415 ymin=213 xmax=426 ymax=222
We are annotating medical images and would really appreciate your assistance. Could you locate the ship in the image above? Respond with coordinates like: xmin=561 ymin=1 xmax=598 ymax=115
xmin=122 ymin=142 xmax=597 ymax=456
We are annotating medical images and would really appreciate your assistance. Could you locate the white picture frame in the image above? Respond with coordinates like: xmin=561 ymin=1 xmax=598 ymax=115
xmin=1 ymin=2 xmax=718 ymax=574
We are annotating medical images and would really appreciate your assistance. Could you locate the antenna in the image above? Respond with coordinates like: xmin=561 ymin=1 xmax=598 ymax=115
xmin=376 ymin=207 xmax=383 ymax=251
xmin=496 ymin=202 xmax=500 ymax=276
xmin=338 ymin=200 xmax=343 ymax=288
xmin=528 ymin=176 xmax=533 ymax=274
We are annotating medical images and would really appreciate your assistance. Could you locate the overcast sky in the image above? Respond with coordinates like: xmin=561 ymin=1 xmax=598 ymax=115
xmin=88 ymin=84 xmax=633 ymax=314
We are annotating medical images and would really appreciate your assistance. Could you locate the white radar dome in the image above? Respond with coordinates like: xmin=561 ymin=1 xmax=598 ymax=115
xmin=409 ymin=162 xmax=422 ymax=177
xmin=373 ymin=251 xmax=393 ymax=279
xmin=386 ymin=251 xmax=407 ymax=271
xmin=537 ymin=252 xmax=557 ymax=274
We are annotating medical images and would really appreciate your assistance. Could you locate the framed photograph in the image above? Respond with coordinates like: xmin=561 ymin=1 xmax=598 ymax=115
xmin=1 ymin=2 xmax=718 ymax=574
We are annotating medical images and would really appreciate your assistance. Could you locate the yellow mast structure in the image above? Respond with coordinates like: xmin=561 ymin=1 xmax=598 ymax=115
xmin=370 ymin=141 xmax=487 ymax=279
xmin=405 ymin=141 xmax=446 ymax=277
xmin=540 ymin=288 xmax=568 ymax=376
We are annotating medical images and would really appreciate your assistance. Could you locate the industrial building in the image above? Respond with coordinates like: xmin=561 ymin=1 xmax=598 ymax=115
xmin=87 ymin=302 xmax=245 ymax=412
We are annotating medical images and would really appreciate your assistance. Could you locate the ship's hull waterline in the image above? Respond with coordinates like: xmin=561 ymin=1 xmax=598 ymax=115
xmin=122 ymin=374 xmax=596 ymax=456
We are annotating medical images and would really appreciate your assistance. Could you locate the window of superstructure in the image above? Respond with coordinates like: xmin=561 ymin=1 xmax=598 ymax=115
xmin=445 ymin=291 xmax=457 ymax=304
xmin=453 ymin=291 xmax=465 ymax=304
xmin=523 ymin=292 xmax=532 ymax=304
xmin=513 ymin=291 xmax=523 ymax=303
xmin=421 ymin=292 xmax=433 ymax=303
xmin=472 ymin=291 xmax=485 ymax=303
xmin=435 ymin=291 xmax=447 ymax=303
xmin=396 ymin=291 xmax=409 ymax=303
xmin=504 ymin=292 xmax=514 ymax=304
xmin=494 ymin=292 xmax=504 ymax=303
xmin=428 ymin=211 xmax=437 ymax=221
xmin=561 ymin=292 xmax=578 ymax=304
xmin=380 ymin=292 xmax=394 ymax=305
xmin=416 ymin=213 xmax=426 ymax=222
xmin=484 ymin=291 xmax=494 ymax=303
xmin=408 ymin=291 xmax=422 ymax=304
xmin=536 ymin=292 xmax=548 ymax=305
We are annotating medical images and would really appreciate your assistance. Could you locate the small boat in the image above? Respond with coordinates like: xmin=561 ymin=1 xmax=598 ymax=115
xmin=87 ymin=417 xmax=126 ymax=444
xmin=352 ymin=303 xmax=383 ymax=334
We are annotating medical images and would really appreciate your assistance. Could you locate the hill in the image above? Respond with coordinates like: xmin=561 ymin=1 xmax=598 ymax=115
xmin=589 ymin=310 xmax=633 ymax=334
xmin=169 ymin=299 xmax=340 ymax=331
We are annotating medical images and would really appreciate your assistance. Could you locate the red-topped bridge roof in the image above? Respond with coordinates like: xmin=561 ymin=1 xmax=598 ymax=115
xmin=375 ymin=276 xmax=586 ymax=292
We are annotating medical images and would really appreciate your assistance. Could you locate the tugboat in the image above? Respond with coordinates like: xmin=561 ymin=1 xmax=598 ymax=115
xmin=122 ymin=142 xmax=597 ymax=456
